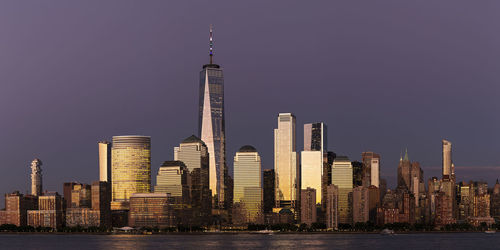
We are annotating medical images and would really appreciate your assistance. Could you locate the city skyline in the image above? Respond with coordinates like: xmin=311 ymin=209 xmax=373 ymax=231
xmin=1 ymin=1 xmax=500 ymax=197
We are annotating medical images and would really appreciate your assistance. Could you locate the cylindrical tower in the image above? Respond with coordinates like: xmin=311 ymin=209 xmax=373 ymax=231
xmin=30 ymin=158 xmax=43 ymax=196
xmin=111 ymin=135 xmax=151 ymax=210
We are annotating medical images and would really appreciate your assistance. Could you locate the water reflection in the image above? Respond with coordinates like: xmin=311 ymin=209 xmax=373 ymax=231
xmin=0 ymin=233 xmax=499 ymax=250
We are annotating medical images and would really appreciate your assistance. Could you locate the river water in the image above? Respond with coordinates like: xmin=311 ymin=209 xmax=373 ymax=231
xmin=0 ymin=232 xmax=498 ymax=249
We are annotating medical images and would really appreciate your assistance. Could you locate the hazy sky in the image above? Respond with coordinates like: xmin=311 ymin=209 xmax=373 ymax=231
xmin=1 ymin=0 xmax=499 ymax=196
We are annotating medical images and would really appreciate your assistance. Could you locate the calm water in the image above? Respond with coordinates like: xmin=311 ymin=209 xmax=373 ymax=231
xmin=0 ymin=233 xmax=498 ymax=249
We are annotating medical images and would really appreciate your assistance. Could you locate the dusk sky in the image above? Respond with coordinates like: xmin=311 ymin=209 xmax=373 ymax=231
xmin=1 ymin=0 xmax=499 ymax=196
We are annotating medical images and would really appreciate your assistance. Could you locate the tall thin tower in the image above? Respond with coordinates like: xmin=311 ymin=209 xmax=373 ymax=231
xmin=442 ymin=139 xmax=452 ymax=178
xmin=199 ymin=25 xmax=226 ymax=208
xmin=274 ymin=113 xmax=299 ymax=214
xmin=30 ymin=158 xmax=42 ymax=196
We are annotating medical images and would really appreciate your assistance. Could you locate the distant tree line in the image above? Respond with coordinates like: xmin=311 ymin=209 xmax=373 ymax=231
xmin=1 ymin=222 xmax=499 ymax=233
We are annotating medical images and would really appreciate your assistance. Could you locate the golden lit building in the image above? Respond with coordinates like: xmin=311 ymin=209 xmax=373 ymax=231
xmin=331 ymin=156 xmax=353 ymax=224
xmin=111 ymin=135 xmax=151 ymax=210
xmin=233 ymin=145 xmax=262 ymax=224
xmin=154 ymin=161 xmax=189 ymax=203
xmin=99 ymin=141 xmax=111 ymax=183
xmin=301 ymin=122 xmax=326 ymax=204
xmin=274 ymin=113 xmax=299 ymax=213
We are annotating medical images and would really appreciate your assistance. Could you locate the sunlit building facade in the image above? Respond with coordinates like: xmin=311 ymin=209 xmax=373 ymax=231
xmin=30 ymin=159 xmax=42 ymax=196
xmin=98 ymin=141 xmax=111 ymax=183
xmin=442 ymin=139 xmax=452 ymax=177
xmin=233 ymin=145 xmax=262 ymax=223
xmin=198 ymin=26 xmax=226 ymax=208
xmin=274 ymin=113 xmax=299 ymax=214
xmin=128 ymin=193 xmax=183 ymax=228
xmin=331 ymin=156 xmax=353 ymax=224
xmin=301 ymin=122 xmax=326 ymax=204
xmin=154 ymin=161 xmax=189 ymax=202
xmin=111 ymin=135 xmax=151 ymax=210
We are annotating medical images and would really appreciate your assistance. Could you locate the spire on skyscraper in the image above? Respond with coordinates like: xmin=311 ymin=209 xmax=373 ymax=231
xmin=404 ymin=148 xmax=409 ymax=161
xmin=209 ymin=24 xmax=214 ymax=64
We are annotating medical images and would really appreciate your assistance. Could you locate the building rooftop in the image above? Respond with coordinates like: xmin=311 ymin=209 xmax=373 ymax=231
xmin=182 ymin=135 xmax=204 ymax=144
xmin=160 ymin=161 xmax=186 ymax=167
xmin=238 ymin=145 xmax=257 ymax=153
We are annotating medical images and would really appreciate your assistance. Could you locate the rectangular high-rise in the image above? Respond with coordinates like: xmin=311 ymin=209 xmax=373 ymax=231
xmin=274 ymin=113 xmax=299 ymax=214
xmin=154 ymin=161 xmax=189 ymax=203
xmin=174 ymin=135 xmax=211 ymax=223
xmin=300 ymin=188 xmax=317 ymax=225
xmin=263 ymin=169 xmax=275 ymax=214
xmin=361 ymin=152 xmax=380 ymax=188
xmin=301 ymin=122 xmax=326 ymax=204
xmin=98 ymin=141 xmax=111 ymax=183
xmin=331 ymin=156 xmax=353 ymax=224
xmin=198 ymin=26 xmax=226 ymax=208
xmin=442 ymin=139 xmax=452 ymax=178
xmin=233 ymin=146 xmax=262 ymax=224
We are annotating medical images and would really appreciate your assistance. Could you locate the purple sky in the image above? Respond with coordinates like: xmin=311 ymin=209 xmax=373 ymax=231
xmin=1 ymin=0 xmax=500 ymax=196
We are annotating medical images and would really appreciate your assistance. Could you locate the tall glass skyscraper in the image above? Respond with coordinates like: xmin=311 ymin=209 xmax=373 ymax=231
xmin=331 ymin=156 xmax=353 ymax=224
xmin=174 ymin=135 xmax=211 ymax=222
xmin=301 ymin=122 xmax=327 ymax=204
xmin=110 ymin=135 xmax=151 ymax=210
xmin=274 ymin=113 xmax=299 ymax=213
xmin=198 ymin=26 xmax=226 ymax=207
xmin=233 ymin=145 xmax=262 ymax=223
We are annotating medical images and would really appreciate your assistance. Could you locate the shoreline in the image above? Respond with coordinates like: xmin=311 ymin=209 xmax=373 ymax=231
xmin=0 ymin=230 xmax=493 ymax=235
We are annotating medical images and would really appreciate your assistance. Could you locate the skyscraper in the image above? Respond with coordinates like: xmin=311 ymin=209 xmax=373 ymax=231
xmin=263 ymin=169 xmax=275 ymax=214
xmin=274 ymin=113 xmax=299 ymax=214
xmin=300 ymin=188 xmax=317 ymax=225
xmin=110 ymin=135 xmax=151 ymax=210
xmin=198 ymin=25 xmax=226 ymax=208
xmin=442 ymin=139 xmax=452 ymax=178
xmin=174 ymin=135 xmax=211 ymax=221
xmin=301 ymin=122 xmax=326 ymax=204
xmin=30 ymin=159 xmax=42 ymax=196
xmin=397 ymin=149 xmax=411 ymax=189
xmin=331 ymin=156 xmax=353 ymax=224
xmin=98 ymin=141 xmax=111 ymax=183
xmin=361 ymin=152 xmax=381 ymax=188
xmin=154 ymin=161 xmax=189 ymax=202
xmin=233 ymin=145 xmax=262 ymax=224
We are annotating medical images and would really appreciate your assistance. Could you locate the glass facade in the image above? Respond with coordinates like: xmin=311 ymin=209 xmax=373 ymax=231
xmin=331 ymin=156 xmax=353 ymax=224
xmin=233 ymin=146 xmax=262 ymax=223
xmin=301 ymin=122 xmax=326 ymax=204
xmin=174 ymin=136 xmax=211 ymax=223
xmin=154 ymin=161 xmax=189 ymax=200
xmin=199 ymin=64 xmax=226 ymax=207
xmin=111 ymin=135 xmax=151 ymax=210
xmin=274 ymin=113 xmax=299 ymax=210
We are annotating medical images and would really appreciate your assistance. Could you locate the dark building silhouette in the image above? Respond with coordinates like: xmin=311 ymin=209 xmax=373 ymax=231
xmin=263 ymin=169 xmax=275 ymax=214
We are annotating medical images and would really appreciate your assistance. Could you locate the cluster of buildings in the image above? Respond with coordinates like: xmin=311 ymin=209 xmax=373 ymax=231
xmin=1 ymin=28 xmax=500 ymax=230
